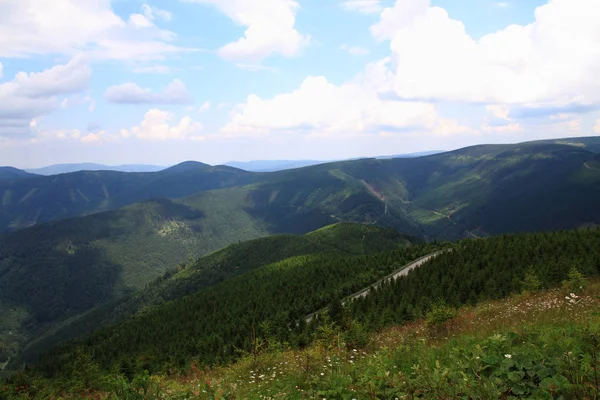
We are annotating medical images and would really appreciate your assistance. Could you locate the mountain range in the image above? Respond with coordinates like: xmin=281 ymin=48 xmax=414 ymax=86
xmin=0 ymin=135 xmax=600 ymax=375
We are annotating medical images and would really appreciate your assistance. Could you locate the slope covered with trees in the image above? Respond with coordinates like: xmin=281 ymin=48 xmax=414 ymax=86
xmin=26 ymin=227 xmax=600 ymax=382
xmin=0 ymin=162 xmax=256 ymax=233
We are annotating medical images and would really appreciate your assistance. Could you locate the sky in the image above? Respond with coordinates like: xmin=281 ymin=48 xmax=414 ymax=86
xmin=1 ymin=0 xmax=599 ymax=168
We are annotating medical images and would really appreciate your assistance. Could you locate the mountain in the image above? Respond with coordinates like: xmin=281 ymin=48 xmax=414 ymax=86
xmin=25 ymin=227 xmax=600 ymax=385
xmin=0 ymin=162 xmax=256 ymax=233
xmin=224 ymin=159 xmax=327 ymax=172
xmin=0 ymin=167 xmax=37 ymax=181
xmin=24 ymin=163 xmax=166 ymax=175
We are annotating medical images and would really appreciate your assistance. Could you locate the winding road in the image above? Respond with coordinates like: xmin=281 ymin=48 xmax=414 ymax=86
xmin=305 ymin=250 xmax=446 ymax=323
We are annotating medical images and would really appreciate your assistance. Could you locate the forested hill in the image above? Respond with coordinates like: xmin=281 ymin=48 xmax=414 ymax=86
xmin=0 ymin=162 xmax=256 ymax=233
xmin=28 ymin=227 xmax=600 ymax=383
xmin=0 ymin=167 xmax=37 ymax=181
xmin=2 ymin=138 xmax=600 ymax=237
xmin=1 ymin=222 xmax=417 ymax=369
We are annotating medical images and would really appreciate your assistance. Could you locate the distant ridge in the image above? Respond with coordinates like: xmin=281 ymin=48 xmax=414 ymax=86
xmin=25 ymin=163 xmax=166 ymax=175
xmin=0 ymin=166 xmax=38 ymax=180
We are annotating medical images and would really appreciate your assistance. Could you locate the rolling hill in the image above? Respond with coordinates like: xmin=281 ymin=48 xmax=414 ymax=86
xmin=0 ymin=167 xmax=37 ymax=181
xmin=0 ymin=162 xmax=257 ymax=233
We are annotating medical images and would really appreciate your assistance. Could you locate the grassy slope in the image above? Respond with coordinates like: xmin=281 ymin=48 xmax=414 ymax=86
xmin=149 ymin=281 xmax=600 ymax=400
xmin=5 ymin=279 xmax=600 ymax=398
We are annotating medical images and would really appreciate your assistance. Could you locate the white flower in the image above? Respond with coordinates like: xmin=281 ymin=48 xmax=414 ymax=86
xmin=505 ymin=354 xmax=512 ymax=359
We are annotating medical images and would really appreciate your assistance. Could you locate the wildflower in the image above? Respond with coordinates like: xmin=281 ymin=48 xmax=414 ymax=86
xmin=505 ymin=354 xmax=512 ymax=359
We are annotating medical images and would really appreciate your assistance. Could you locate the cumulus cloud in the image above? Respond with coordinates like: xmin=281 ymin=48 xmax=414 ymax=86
xmin=341 ymin=0 xmax=383 ymax=14
xmin=222 ymin=59 xmax=471 ymax=138
xmin=0 ymin=0 xmax=188 ymax=61
xmin=594 ymin=119 xmax=600 ymax=134
xmin=120 ymin=109 xmax=203 ymax=141
xmin=181 ymin=0 xmax=310 ymax=62
xmin=0 ymin=57 xmax=91 ymax=136
xmin=0 ymin=62 xmax=3 ymax=79
xmin=104 ymin=79 xmax=192 ymax=104
xmin=370 ymin=0 xmax=600 ymax=111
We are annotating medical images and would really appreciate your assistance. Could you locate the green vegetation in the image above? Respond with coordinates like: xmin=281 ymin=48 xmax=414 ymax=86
xmin=28 ymin=237 xmax=436 ymax=376
xmin=2 ymin=227 xmax=595 ymax=393
xmin=3 ymin=258 xmax=600 ymax=398
xmin=18 ymin=222 xmax=415 ymax=364
xmin=0 ymin=163 xmax=256 ymax=233
xmin=1 ymin=138 xmax=600 ymax=396
xmin=0 ymin=222 xmax=417 ymax=368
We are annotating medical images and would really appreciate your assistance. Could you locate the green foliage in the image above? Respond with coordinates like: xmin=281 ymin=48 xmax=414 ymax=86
xmin=566 ymin=266 xmax=588 ymax=293
xmin=521 ymin=266 xmax=542 ymax=293
xmin=16 ymin=222 xmax=416 ymax=365
xmin=31 ymin=243 xmax=438 ymax=377
xmin=345 ymin=228 xmax=600 ymax=331
xmin=425 ymin=302 xmax=458 ymax=334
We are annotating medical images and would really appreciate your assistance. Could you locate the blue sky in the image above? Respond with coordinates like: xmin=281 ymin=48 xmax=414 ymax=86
xmin=0 ymin=0 xmax=599 ymax=168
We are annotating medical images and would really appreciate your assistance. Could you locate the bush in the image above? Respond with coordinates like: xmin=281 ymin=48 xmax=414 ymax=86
xmin=426 ymin=302 xmax=458 ymax=335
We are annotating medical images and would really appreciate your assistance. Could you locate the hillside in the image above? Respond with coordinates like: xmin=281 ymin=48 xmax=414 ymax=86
xmin=1 ymin=139 xmax=599 ymax=238
xmin=0 ymin=163 xmax=256 ymax=233
xmin=28 ymin=228 xmax=600 ymax=376
xmin=0 ymin=222 xmax=418 ymax=368
xmin=3 ymin=227 xmax=599 ymax=398
xmin=0 ymin=167 xmax=37 ymax=181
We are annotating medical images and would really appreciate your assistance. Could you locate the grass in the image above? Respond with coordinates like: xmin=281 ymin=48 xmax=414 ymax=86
xmin=8 ymin=279 xmax=599 ymax=399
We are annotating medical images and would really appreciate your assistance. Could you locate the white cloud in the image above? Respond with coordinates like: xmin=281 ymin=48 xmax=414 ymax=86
xmin=198 ymin=101 xmax=211 ymax=113
xmin=0 ymin=0 xmax=188 ymax=61
xmin=104 ymin=79 xmax=192 ymax=104
xmin=142 ymin=4 xmax=173 ymax=22
xmin=340 ymin=44 xmax=370 ymax=56
xmin=120 ymin=109 xmax=203 ymax=141
xmin=181 ymin=0 xmax=310 ymax=62
xmin=129 ymin=14 xmax=154 ymax=29
xmin=0 ymin=57 xmax=91 ymax=136
xmin=222 ymin=58 xmax=472 ymax=138
xmin=0 ymin=62 xmax=3 ymax=79
xmin=496 ymin=2 xmax=509 ymax=7
xmin=341 ymin=0 xmax=383 ymax=14
xmin=370 ymin=0 xmax=600 ymax=110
